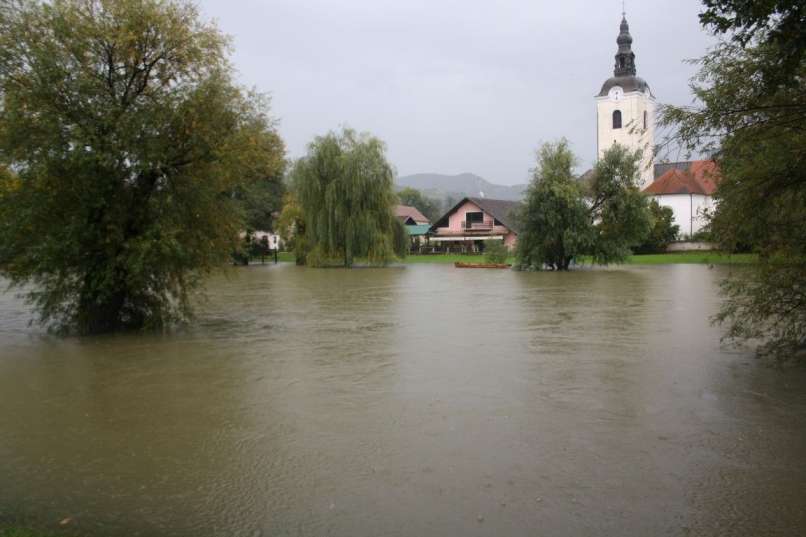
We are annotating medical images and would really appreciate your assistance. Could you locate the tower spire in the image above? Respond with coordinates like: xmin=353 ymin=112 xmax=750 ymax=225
xmin=614 ymin=12 xmax=636 ymax=77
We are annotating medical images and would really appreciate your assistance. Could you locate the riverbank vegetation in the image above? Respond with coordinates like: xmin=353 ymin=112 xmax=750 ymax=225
xmin=283 ymin=128 xmax=407 ymax=268
xmin=515 ymin=141 xmax=651 ymax=270
xmin=661 ymin=0 xmax=806 ymax=357
xmin=0 ymin=0 xmax=286 ymax=335
xmin=272 ymin=251 xmax=754 ymax=266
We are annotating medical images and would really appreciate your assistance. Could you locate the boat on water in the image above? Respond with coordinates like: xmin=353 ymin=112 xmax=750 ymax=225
xmin=454 ymin=262 xmax=512 ymax=269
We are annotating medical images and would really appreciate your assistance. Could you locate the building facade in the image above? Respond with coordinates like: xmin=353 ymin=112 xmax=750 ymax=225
xmin=429 ymin=197 xmax=520 ymax=252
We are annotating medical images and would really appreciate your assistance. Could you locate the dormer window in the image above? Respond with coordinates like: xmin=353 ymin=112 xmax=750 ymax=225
xmin=613 ymin=110 xmax=622 ymax=129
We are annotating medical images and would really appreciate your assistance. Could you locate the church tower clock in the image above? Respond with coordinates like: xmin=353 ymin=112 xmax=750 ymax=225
xmin=596 ymin=13 xmax=656 ymax=189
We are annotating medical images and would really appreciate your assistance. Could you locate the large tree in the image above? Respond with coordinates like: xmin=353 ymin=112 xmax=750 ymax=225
xmin=0 ymin=0 xmax=285 ymax=334
xmin=661 ymin=1 xmax=805 ymax=357
xmin=516 ymin=140 xmax=650 ymax=270
xmin=234 ymin=153 xmax=286 ymax=233
xmin=291 ymin=128 xmax=407 ymax=267
xmin=515 ymin=140 xmax=592 ymax=271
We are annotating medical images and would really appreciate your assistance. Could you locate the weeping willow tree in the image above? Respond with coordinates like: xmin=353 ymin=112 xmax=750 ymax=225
xmin=291 ymin=128 xmax=407 ymax=267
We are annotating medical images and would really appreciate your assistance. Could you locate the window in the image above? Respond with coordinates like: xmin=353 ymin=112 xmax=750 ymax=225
xmin=612 ymin=110 xmax=622 ymax=129
xmin=465 ymin=212 xmax=484 ymax=226
xmin=643 ymin=110 xmax=648 ymax=130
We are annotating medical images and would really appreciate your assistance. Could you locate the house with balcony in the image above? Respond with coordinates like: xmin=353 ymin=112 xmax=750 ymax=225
xmin=428 ymin=197 xmax=521 ymax=252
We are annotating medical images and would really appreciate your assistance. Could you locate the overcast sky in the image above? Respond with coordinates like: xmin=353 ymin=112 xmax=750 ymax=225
xmin=197 ymin=0 xmax=714 ymax=185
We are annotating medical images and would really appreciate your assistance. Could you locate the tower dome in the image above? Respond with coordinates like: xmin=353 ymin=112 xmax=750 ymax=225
xmin=597 ymin=14 xmax=653 ymax=97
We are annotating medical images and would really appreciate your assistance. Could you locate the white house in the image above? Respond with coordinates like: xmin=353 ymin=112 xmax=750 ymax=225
xmin=644 ymin=161 xmax=719 ymax=237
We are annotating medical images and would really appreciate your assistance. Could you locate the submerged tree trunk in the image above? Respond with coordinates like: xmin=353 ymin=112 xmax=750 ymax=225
xmin=77 ymin=282 xmax=127 ymax=335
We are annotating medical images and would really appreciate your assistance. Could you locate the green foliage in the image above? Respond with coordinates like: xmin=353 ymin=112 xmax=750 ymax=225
xmin=585 ymin=144 xmax=652 ymax=264
xmin=397 ymin=187 xmax=441 ymax=222
xmin=276 ymin=192 xmax=307 ymax=265
xmin=290 ymin=128 xmax=405 ymax=268
xmin=634 ymin=199 xmax=680 ymax=254
xmin=624 ymin=252 xmax=756 ymax=265
xmin=392 ymin=216 xmax=409 ymax=261
xmin=0 ymin=0 xmax=285 ymax=334
xmin=484 ymin=240 xmax=508 ymax=264
xmin=515 ymin=140 xmax=592 ymax=270
xmin=0 ymin=165 xmax=17 ymax=197
xmin=716 ymin=262 xmax=806 ymax=359
xmin=232 ymin=138 xmax=287 ymax=232
xmin=699 ymin=0 xmax=805 ymax=89
xmin=516 ymin=140 xmax=650 ymax=270
xmin=661 ymin=2 xmax=806 ymax=357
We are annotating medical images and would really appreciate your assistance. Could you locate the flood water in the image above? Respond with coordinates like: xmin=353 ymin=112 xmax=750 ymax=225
xmin=1 ymin=263 xmax=806 ymax=536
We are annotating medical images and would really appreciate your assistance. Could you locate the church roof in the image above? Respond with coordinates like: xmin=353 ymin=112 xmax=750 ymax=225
xmin=598 ymin=14 xmax=653 ymax=97
xmin=643 ymin=160 xmax=720 ymax=195
xmin=598 ymin=75 xmax=652 ymax=97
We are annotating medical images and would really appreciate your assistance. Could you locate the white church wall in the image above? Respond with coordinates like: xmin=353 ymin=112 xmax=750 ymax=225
xmin=596 ymin=92 xmax=656 ymax=189
xmin=654 ymin=194 xmax=714 ymax=238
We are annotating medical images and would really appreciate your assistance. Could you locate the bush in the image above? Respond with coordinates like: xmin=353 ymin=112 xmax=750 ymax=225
xmin=484 ymin=241 xmax=509 ymax=264
xmin=634 ymin=199 xmax=679 ymax=254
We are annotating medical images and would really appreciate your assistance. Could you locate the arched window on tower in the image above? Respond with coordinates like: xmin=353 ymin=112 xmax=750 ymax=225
xmin=612 ymin=110 xmax=622 ymax=129
xmin=643 ymin=110 xmax=648 ymax=130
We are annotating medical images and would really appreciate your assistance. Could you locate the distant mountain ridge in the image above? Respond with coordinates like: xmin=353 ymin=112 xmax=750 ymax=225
xmin=396 ymin=173 xmax=526 ymax=202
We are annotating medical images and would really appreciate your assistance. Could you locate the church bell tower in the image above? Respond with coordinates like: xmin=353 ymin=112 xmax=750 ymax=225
xmin=596 ymin=13 xmax=656 ymax=188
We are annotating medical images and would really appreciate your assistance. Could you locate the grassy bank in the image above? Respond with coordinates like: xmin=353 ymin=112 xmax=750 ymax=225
xmin=403 ymin=252 xmax=756 ymax=266
xmin=263 ymin=251 xmax=756 ymax=266
xmin=623 ymin=252 xmax=756 ymax=265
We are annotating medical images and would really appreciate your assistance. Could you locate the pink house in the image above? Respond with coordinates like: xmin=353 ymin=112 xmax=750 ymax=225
xmin=429 ymin=197 xmax=521 ymax=251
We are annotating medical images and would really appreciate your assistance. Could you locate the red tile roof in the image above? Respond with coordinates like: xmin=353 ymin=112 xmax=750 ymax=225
xmin=395 ymin=204 xmax=430 ymax=224
xmin=644 ymin=160 xmax=720 ymax=195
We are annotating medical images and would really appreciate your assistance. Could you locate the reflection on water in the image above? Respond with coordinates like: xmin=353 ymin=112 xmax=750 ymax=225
xmin=1 ymin=264 xmax=805 ymax=536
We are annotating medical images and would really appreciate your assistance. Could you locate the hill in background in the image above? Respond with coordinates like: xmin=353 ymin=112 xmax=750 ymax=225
xmin=396 ymin=173 xmax=526 ymax=202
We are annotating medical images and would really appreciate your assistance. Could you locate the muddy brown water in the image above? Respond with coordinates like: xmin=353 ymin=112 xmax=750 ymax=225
xmin=1 ymin=264 xmax=806 ymax=537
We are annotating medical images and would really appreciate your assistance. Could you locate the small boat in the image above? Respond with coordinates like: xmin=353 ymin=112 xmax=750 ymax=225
xmin=454 ymin=262 xmax=511 ymax=269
